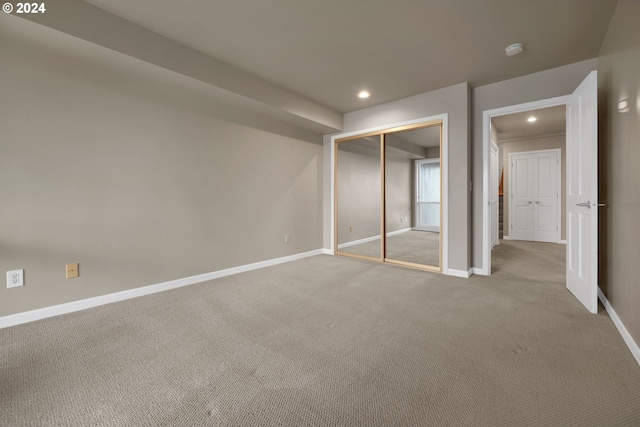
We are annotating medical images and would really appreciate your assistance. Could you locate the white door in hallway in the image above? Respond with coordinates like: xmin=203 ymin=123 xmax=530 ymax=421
xmin=509 ymin=149 xmax=559 ymax=243
xmin=566 ymin=71 xmax=598 ymax=314
xmin=490 ymin=141 xmax=499 ymax=247
xmin=533 ymin=150 xmax=559 ymax=243
xmin=510 ymin=153 xmax=534 ymax=241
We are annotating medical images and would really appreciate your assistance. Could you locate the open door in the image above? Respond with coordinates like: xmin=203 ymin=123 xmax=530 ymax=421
xmin=566 ymin=71 xmax=598 ymax=313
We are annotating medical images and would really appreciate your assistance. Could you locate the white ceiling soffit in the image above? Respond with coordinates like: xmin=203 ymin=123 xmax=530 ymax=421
xmin=13 ymin=0 xmax=343 ymax=134
xmin=14 ymin=0 xmax=616 ymax=125
xmin=492 ymin=105 xmax=567 ymax=142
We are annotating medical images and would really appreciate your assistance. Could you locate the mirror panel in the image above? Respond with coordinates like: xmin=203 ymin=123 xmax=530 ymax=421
xmin=336 ymin=136 xmax=382 ymax=260
xmin=385 ymin=126 xmax=441 ymax=269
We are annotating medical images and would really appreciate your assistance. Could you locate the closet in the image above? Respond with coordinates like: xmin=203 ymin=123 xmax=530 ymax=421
xmin=335 ymin=121 xmax=442 ymax=271
xmin=509 ymin=149 xmax=560 ymax=243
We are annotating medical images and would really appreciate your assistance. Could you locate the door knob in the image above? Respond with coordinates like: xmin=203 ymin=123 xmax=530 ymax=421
xmin=576 ymin=201 xmax=591 ymax=209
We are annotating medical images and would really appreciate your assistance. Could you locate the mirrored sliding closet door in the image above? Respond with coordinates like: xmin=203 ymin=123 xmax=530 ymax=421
xmin=335 ymin=121 xmax=442 ymax=272
xmin=335 ymin=136 xmax=382 ymax=261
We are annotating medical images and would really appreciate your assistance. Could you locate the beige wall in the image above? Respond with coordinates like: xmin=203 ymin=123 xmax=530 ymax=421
xmin=336 ymin=145 xmax=381 ymax=244
xmin=501 ymin=135 xmax=566 ymax=241
xmin=0 ymin=18 xmax=323 ymax=316
xmin=472 ymin=59 xmax=598 ymax=268
xmin=597 ymin=0 xmax=640 ymax=347
xmin=385 ymin=158 xmax=413 ymax=234
xmin=427 ymin=147 xmax=440 ymax=159
xmin=336 ymin=145 xmax=414 ymax=245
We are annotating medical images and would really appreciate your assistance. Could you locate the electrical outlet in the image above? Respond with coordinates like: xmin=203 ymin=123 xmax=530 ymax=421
xmin=6 ymin=270 xmax=24 ymax=289
xmin=66 ymin=263 xmax=79 ymax=279
xmin=404 ymin=217 xmax=408 ymax=223
xmin=284 ymin=234 xmax=290 ymax=243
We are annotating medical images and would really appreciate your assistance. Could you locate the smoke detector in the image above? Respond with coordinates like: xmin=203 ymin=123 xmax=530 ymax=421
xmin=505 ymin=43 xmax=524 ymax=56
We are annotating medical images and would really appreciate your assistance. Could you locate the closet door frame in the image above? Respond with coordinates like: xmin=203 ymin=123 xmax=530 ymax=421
xmin=331 ymin=115 xmax=448 ymax=274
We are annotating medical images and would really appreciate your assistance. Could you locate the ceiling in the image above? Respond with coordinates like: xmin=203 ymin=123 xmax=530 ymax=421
xmin=78 ymin=0 xmax=617 ymax=113
xmin=387 ymin=126 xmax=441 ymax=149
xmin=492 ymin=105 xmax=566 ymax=142
xmin=341 ymin=125 xmax=440 ymax=161
xmin=8 ymin=0 xmax=617 ymax=134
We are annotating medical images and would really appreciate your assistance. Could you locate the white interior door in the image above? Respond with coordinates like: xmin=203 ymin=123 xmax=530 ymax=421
xmin=509 ymin=150 xmax=559 ymax=242
xmin=510 ymin=153 xmax=534 ymax=241
xmin=490 ymin=142 xmax=499 ymax=247
xmin=533 ymin=151 xmax=559 ymax=243
xmin=566 ymin=71 xmax=598 ymax=314
xmin=415 ymin=159 xmax=440 ymax=232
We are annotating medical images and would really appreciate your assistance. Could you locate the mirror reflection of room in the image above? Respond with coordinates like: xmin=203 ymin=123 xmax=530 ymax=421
xmin=335 ymin=123 xmax=442 ymax=271
xmin=336 ymin=136 xmax=382 ymax=260
xmin=385 ymin=126 xmax=441 ymax=269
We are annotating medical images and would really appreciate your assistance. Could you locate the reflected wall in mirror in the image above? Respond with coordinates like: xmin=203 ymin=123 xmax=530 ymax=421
xmin=336 ymin=136 xmax=382 ymax=260
xmin=385 ymin=126 xmax=441 ymax=269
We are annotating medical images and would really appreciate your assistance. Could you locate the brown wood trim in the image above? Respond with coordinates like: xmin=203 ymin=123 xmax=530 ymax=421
xmin=336 ymin=251 xmax=384 ymax=263
xmin=380 ymin=133 xmax=386 ymax=260
xmin=384 ymin=258 xmax=442 ymax=273
xmin=333 ymin=139 xmax=339 ymax=254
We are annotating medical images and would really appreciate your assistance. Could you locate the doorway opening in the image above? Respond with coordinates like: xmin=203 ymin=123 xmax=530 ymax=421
xmin=481 ymin=96 xmax=569 ymax=276
xmin=489 ymin=105 xmax=567 ymax=270
xmin=482 ymin=70 xmax=599 ymax=314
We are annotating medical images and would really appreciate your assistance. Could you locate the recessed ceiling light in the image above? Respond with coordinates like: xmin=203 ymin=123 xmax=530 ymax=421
xmin=527 ymin=116 xmax=537 ymax=123
xmin=505 ymin=43 xmax=524 ymax=56
xmin=357 ymin=90 xmax=370 ymax=99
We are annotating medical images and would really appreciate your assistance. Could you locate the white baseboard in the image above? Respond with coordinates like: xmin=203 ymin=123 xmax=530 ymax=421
xmin=0 ymin=249 xmax=324 ymax=329
xmin=598 ymin=288 xmax=640 ymax=367
xmin=337 ymin=235 xmax=380 ymax=249
xmin=337 ymin=227 xmax=412 ymax=250
xmin=447 ymin=268 xmax=472 ymax=278
xmin=322 ymin=248 xmax=332 ymax=255
xmin=471 ymin=267 xmax=485 ymax=276
xmin=388 ymin=227 xmax=412 ymax=237
xmin=502 ymin=236 xmax=566 ymax=245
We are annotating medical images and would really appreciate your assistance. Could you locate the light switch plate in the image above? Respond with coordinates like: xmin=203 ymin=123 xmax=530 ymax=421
xmin=7 ymin=270 xmax=24 ymax=288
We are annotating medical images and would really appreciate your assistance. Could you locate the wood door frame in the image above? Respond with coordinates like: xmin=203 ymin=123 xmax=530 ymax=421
xmin=481 ymin=96 xmax=568 ymax=276
xmin=507 ymin=148 xmax=561 ymax=243
xmin=330 ymin=114 xmax=449 ymax=275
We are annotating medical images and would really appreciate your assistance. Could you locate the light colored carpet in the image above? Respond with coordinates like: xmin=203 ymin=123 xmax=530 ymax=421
xmin=2 ymin=240 xmax=640 ymax=426
xmin=341 ymin=230 xmax=439 ymax=267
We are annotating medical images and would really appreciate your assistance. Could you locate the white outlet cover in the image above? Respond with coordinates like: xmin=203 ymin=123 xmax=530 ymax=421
xmin=7 ymin=269 xmax=24 ymax=288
